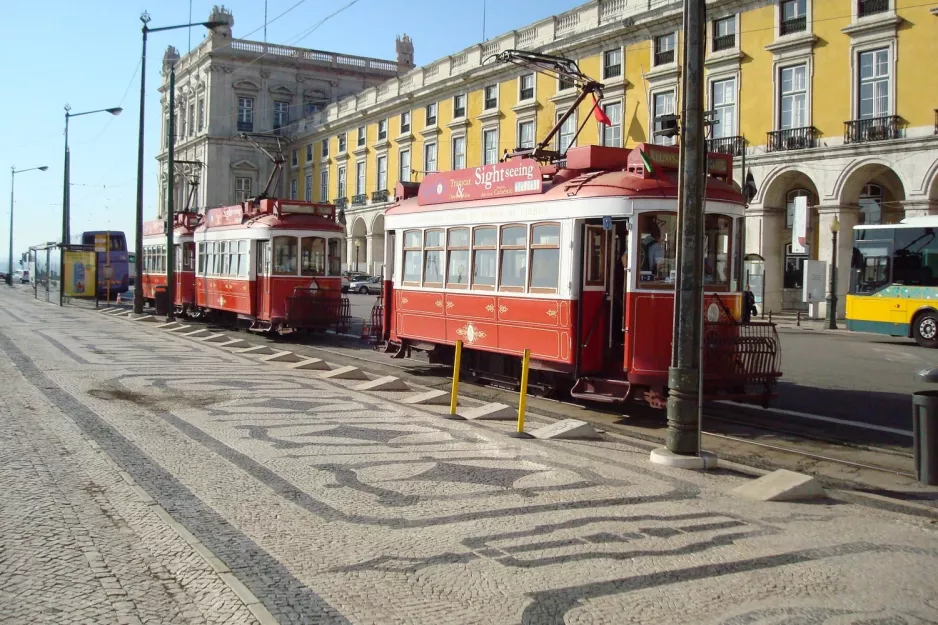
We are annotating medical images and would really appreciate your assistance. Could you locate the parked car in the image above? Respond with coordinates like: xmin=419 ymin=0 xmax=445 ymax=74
xmin=341 ymin=271 xmax=370 ymax=293
xmin=349 ymin=275 xmax=382 ymax=295
xmin=14 ymin=270 xmax=28 ymax=284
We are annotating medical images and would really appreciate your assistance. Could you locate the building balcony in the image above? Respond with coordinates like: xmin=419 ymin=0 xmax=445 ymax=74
xmin=712 ymin=34 xmax=735 ymax=52
xmin=779 ymin=16 xmax=807 ymax=36
xmin=334 ymin=197 xmax=348 ymax=210
xmin=844 ymin=116 xmax=902 ymax=144
xmin=351 ymin=194 xmax=367 ymax=207
xmin=237 ymin=120 xmax=253 ymax=132
xmin=371 ymin=189 xmax=390 ymax=203
xmin=766 ymin=126 xmax=818 ymax=152
xmin=654 ymin=49 xmax=675 ymax=66
xmin=707 ymin=136 xmax=746 ymax=157
xmin=858 ymin=0 xmax=889 ymax=17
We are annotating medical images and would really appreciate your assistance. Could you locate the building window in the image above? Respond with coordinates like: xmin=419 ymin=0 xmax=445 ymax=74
xmin=357 ymin=126 xmax=366 ymax=147
xmin=187 ymin=103 xmax=195 ymax=137
xmin=291 ymin=149 xmax=298 ymax=168
xmin=858 ymin=0 xmax=889 ymax=17
xmin=338 ymin=133 xmax=347 ymax=153
xmin=424 ymin=142 xmax=437 ymax=173
xmin=319 ymin=170 xmax=328 ymax=202
xmin=321 ymin=139 xmax=329 ymax=158
xmin=179 ymin=106 xmax=187 ymax=138
xmin=400 ymin=111 xmax=411 ymax=133
xmin=603 ymin=49 xmax=622 ymax=79
xmin=306 ymin=143 xmax=313 ymax=161
xmin=559 ymin=76 xmax=575 ymax=91
xmin=711 ymin=78 xmax=736 ymax=138
xmin=452 ymin=136 xmax=466 ymax=169
xmin=859 ymin=183 xmax=886 ymax=225
xmin=530 ymin=223 xmax=560 ymax=293
xmin=557 ymin=112 xmax=576 ymax=153
xmin=858 ymin=48 xmax=889 ymax=119
xmin=426 ymin=102 xmax=437 ymax=126
xmin=780 ymin=64 xmax=807 ymax=130
xmin=376 ymin=155 xmax=387 ymax=190
xmin=337 ymin=166 xmax=346 ymax=198
xmin=290 ymin=178 xmax=297 ymax=200
xmin=784 ymin=243 xmax=809 ymax=290
xmin=653 ymin=91 xmax=676 ymax=145
xmin=447 ymin=228 xmax=470 ymax=288
xmin=378 ymin=119 xmax=388 ymax=140
xmin=654 ymin=34 xmax=676 ymax=65
xmin=305 ymin=174 xmax=312 ymax=202
xmin=713 ymin=16 xmax=736 ymax=51
xmin=402 ymin=230 xmax=422 ymax=284
xmin=518 ymin=120 xmax=535 ymax=150
xmin=484 ymin=85 xmax=498 ymax=110
xmin=519 ymin=73 xmax=535 ymax=100
xmin=197 ymin=97 xmax=205 ymax=132
xmin=423 ymin=230 xmax=444 ymax=286
xmin=472 ymin=227 xmax=497 ymax=289
xmin=235 ymin=176 xmax=251 ymax=203
xmin=399 ymin=149 xmax=411 ymax=181
xmin=273 ymin=101 xmax=289 ymax=134
xmin=780 ymin=0 xmax=807 ymax=35
xmin=601 ymin=102 xmax=622 ymax=147
xmin=499 ymin=225 xmax=527 ymax=291
xmin=483 ymin=128 xmax=498 ymax=165
xmin=453 ymin=94 xmax=466 ymax=118
xmin=356 ymin=161 xmax=366 ymax=195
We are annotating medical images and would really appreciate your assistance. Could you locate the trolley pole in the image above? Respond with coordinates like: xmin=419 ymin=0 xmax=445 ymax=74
xmin=665 ymin=0 xmax=706 ymax=456
xmin=165 ymin=66 xmax=176 ymax=321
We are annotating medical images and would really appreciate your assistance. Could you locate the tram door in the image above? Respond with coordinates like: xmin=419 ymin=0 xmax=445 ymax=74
xmin=256 ymin=240 xmax=270 ymax=320
xmin=608 ymin=220 xmax=629 ymax=366
xmin=580 ymin=220 xmax=628 ymax=373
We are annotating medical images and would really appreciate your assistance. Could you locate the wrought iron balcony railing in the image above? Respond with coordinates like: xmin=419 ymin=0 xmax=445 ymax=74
xmin=654 ymin=49 xmax=675 ymax=66
xmin=371 ymin=189 xmax=390 ymax=203
xmin=707 ymin=136 xmax=746 ymax=157
xmin=351 ymin=194 xmax=367 ymax=207
xmin=712 ymin=34 xmax=735 ymax=52
xmin=844 ymin=116 xmax=902 ymax=144
xmin=858 ymin=0 xmax=889 ymax=17
xmin=766 ymin=126 xmax=818 ymax=152
xmin=333 ymin=197 xmax=348 ymax=210
xmin=779 ymin=16 xmax=807 ymax=36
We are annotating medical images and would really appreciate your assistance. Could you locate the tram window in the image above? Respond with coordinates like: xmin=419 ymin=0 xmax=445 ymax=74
xmin=447 ymin=228 xmax=470 ymax=288
xmin=585 ymin=226 xmax=606 ymax=286
xmin=237 ymin=240 xmax=250 ymax=277
xmin=207 ymin=242 xmax=216 ymax=275
xmin=160 ymin=245 xmax=166 ymax=273
xmin=328 ymin=239 xmax=341 ymax=275
xmin=218 ymin=242 xmax=228 ymax=275
xmin=175 ymin=245 xmax=183 ymax=272
xmin=424 ymin=229 xmax=444 ymax=286
xmin=530 ymin=223 xmax=560 ymax=293
xmin=637 ymin=212 xmax=678 ymax=287
xmin=197 ymin=243 xmax=205 ymax=274
xmin=703 ymin=215 xmax=732 ymax=289
xmin=301 ymin=237 xmax=327 ymax=276
xmin=500 ymin=225 xmax=527 ymax=291
xmin=228 ymin=241 xmax=238 ymax=276
xmin=273 ymin=236 xmax=298 ymax=275
xmin=472 ymin=227 xmax=497 ymax=289
xmin=403 ymin=230 xmax=422 ymax=284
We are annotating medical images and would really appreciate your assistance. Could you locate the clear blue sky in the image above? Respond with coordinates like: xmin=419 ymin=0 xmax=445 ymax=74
xmin=0 ymin=0 xmax=580 ymax=272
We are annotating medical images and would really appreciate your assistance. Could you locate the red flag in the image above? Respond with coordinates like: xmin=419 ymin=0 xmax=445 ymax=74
xmin=592 ymin=95 xmax=612 ymax=125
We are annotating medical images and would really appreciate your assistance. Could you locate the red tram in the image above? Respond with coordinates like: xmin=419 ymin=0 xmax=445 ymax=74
xmin=380 ymin=143 xmax=782 ymax=406
xmin=142 ymin=212 xmax=201 ymax=313
xmin=141 ymin=198 xmax=348 ymax=333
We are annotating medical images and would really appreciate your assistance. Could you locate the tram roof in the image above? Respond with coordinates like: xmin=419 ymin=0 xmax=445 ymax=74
xmin=386 ymin=143 xmax=744 ymax=217
xmin=197 ymin=198 xmax=343 ymax=233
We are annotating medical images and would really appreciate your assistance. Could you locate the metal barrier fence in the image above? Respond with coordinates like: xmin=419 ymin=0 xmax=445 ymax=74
xmin=285 ymin=288 xmax=350 ymax=333
xmin=703 ymin=321 xmax=782 ymax=405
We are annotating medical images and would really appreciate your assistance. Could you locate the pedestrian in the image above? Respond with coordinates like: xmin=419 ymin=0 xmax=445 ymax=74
xmin=742 ymin=285 xmax=756 ymax=323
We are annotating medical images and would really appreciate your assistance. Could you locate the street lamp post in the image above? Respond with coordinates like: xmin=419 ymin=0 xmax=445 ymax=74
xmin=8 ymin=166 xmax=48 ymax=286
xmin=827 ymin=217 xmax=840 ymax=330
xmin=132 ymin=12 xmax=227 ymax=315
xmin=60 ymin=105 xmax=122 ymax=304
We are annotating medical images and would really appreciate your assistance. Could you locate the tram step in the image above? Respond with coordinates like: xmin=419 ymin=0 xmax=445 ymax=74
xmin=569 ymin=377 xmax=631 ymax=403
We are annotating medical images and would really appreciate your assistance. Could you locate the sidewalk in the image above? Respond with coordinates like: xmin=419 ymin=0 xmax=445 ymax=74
xmin=2 ymin=293 xmax=938 ymax=624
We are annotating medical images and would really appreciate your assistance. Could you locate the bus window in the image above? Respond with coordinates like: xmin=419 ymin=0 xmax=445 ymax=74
xmin=110 ymin=234 xmax=127 ymax=252
xmin=852 ymin=242 xmax=891 ymax=294
xmin=894 ymin=227 xmax=938 ymax=286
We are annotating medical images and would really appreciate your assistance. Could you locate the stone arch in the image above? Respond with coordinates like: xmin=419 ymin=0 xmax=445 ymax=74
xmin=349 ymin=217 xmax=368 ymax=273
xmin=350 ymin=216 xmax=367 ymax=238
xmin=925 ymin=158 xmax=938 ymax=203
xmin=370 ymin=212 xmax=385 ymax=237
xmin=835 ymin=160 xmax=906 ymax=224
xmin=757 ymin=166 xmax=821 ymax=210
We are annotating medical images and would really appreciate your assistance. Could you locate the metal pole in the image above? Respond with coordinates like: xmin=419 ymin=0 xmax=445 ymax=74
xmin=450 ymin=340 xmax=462 ymax=416
xmin=828 ymin=226 xmax=838 ymax=330
xmin=517 ymin=348 xmax=531 ymax=434
xmin=133 ymin=19 xmax=149 ymax=315
xmin=7 ymin=168 xmax=14 ymax=287
xmin=188 ymin=0 xmax=192 ymax=51
xmin=665 ymin=0 xmax=706 ymax=456
xmin=166 ymin=66 xmax=177 ymax=321
xmin=264 ymin=0 xmax=268 ymax=43
xmin=60 ymin=112 xmax=70 ymax=306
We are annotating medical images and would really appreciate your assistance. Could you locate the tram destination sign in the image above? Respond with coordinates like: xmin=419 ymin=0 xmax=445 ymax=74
xmin=205 ymin=205 xmax=246 ymax=227
xmin=418 ymin=159 xmax=544 ymax=206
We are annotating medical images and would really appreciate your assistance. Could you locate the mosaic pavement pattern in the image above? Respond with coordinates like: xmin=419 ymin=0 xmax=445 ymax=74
xmin=1 ymin=294 xmax=938 ymax=625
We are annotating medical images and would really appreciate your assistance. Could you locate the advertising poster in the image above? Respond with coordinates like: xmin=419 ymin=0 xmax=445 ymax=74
xmin=63 ymin=251 xmax=97 ymax=297
xmin=792 ymin=196 xmax=808 ymax=254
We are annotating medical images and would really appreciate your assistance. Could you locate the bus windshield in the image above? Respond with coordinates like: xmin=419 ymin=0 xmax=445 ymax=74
xmin=852 ymin=226 xmax=938 ymax=294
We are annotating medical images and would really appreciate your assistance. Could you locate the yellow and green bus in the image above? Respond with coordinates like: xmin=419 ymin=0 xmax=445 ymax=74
xmin=846 ymin=217 xmax=938 ymax=347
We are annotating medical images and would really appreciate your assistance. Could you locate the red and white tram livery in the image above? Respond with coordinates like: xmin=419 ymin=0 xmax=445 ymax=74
xmin=193 ymin=198 xmax=345 ymax=332
xmin=382 ymin=143 xmax=781 ymax=406
xmin=141 ymin=212 xmax=200 ymax=313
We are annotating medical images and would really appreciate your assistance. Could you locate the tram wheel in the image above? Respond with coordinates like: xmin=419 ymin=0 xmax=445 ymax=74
xmin=913 ymin=311 xmax=938 ymax=348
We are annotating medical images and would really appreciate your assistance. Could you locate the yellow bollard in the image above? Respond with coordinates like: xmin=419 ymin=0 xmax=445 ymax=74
xmin=516 ymin=348 xmax=531 ymax=435
xmin=449 ymin=340 xmax=462 ymax=416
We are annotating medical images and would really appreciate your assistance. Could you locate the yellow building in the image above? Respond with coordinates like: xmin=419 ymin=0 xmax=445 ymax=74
xmin=288 ymin=0 xmax=938 ymax=317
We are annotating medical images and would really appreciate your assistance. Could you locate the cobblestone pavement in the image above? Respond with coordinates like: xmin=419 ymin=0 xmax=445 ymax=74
xmin=2 ymin=294 xmax=938 ymax=625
